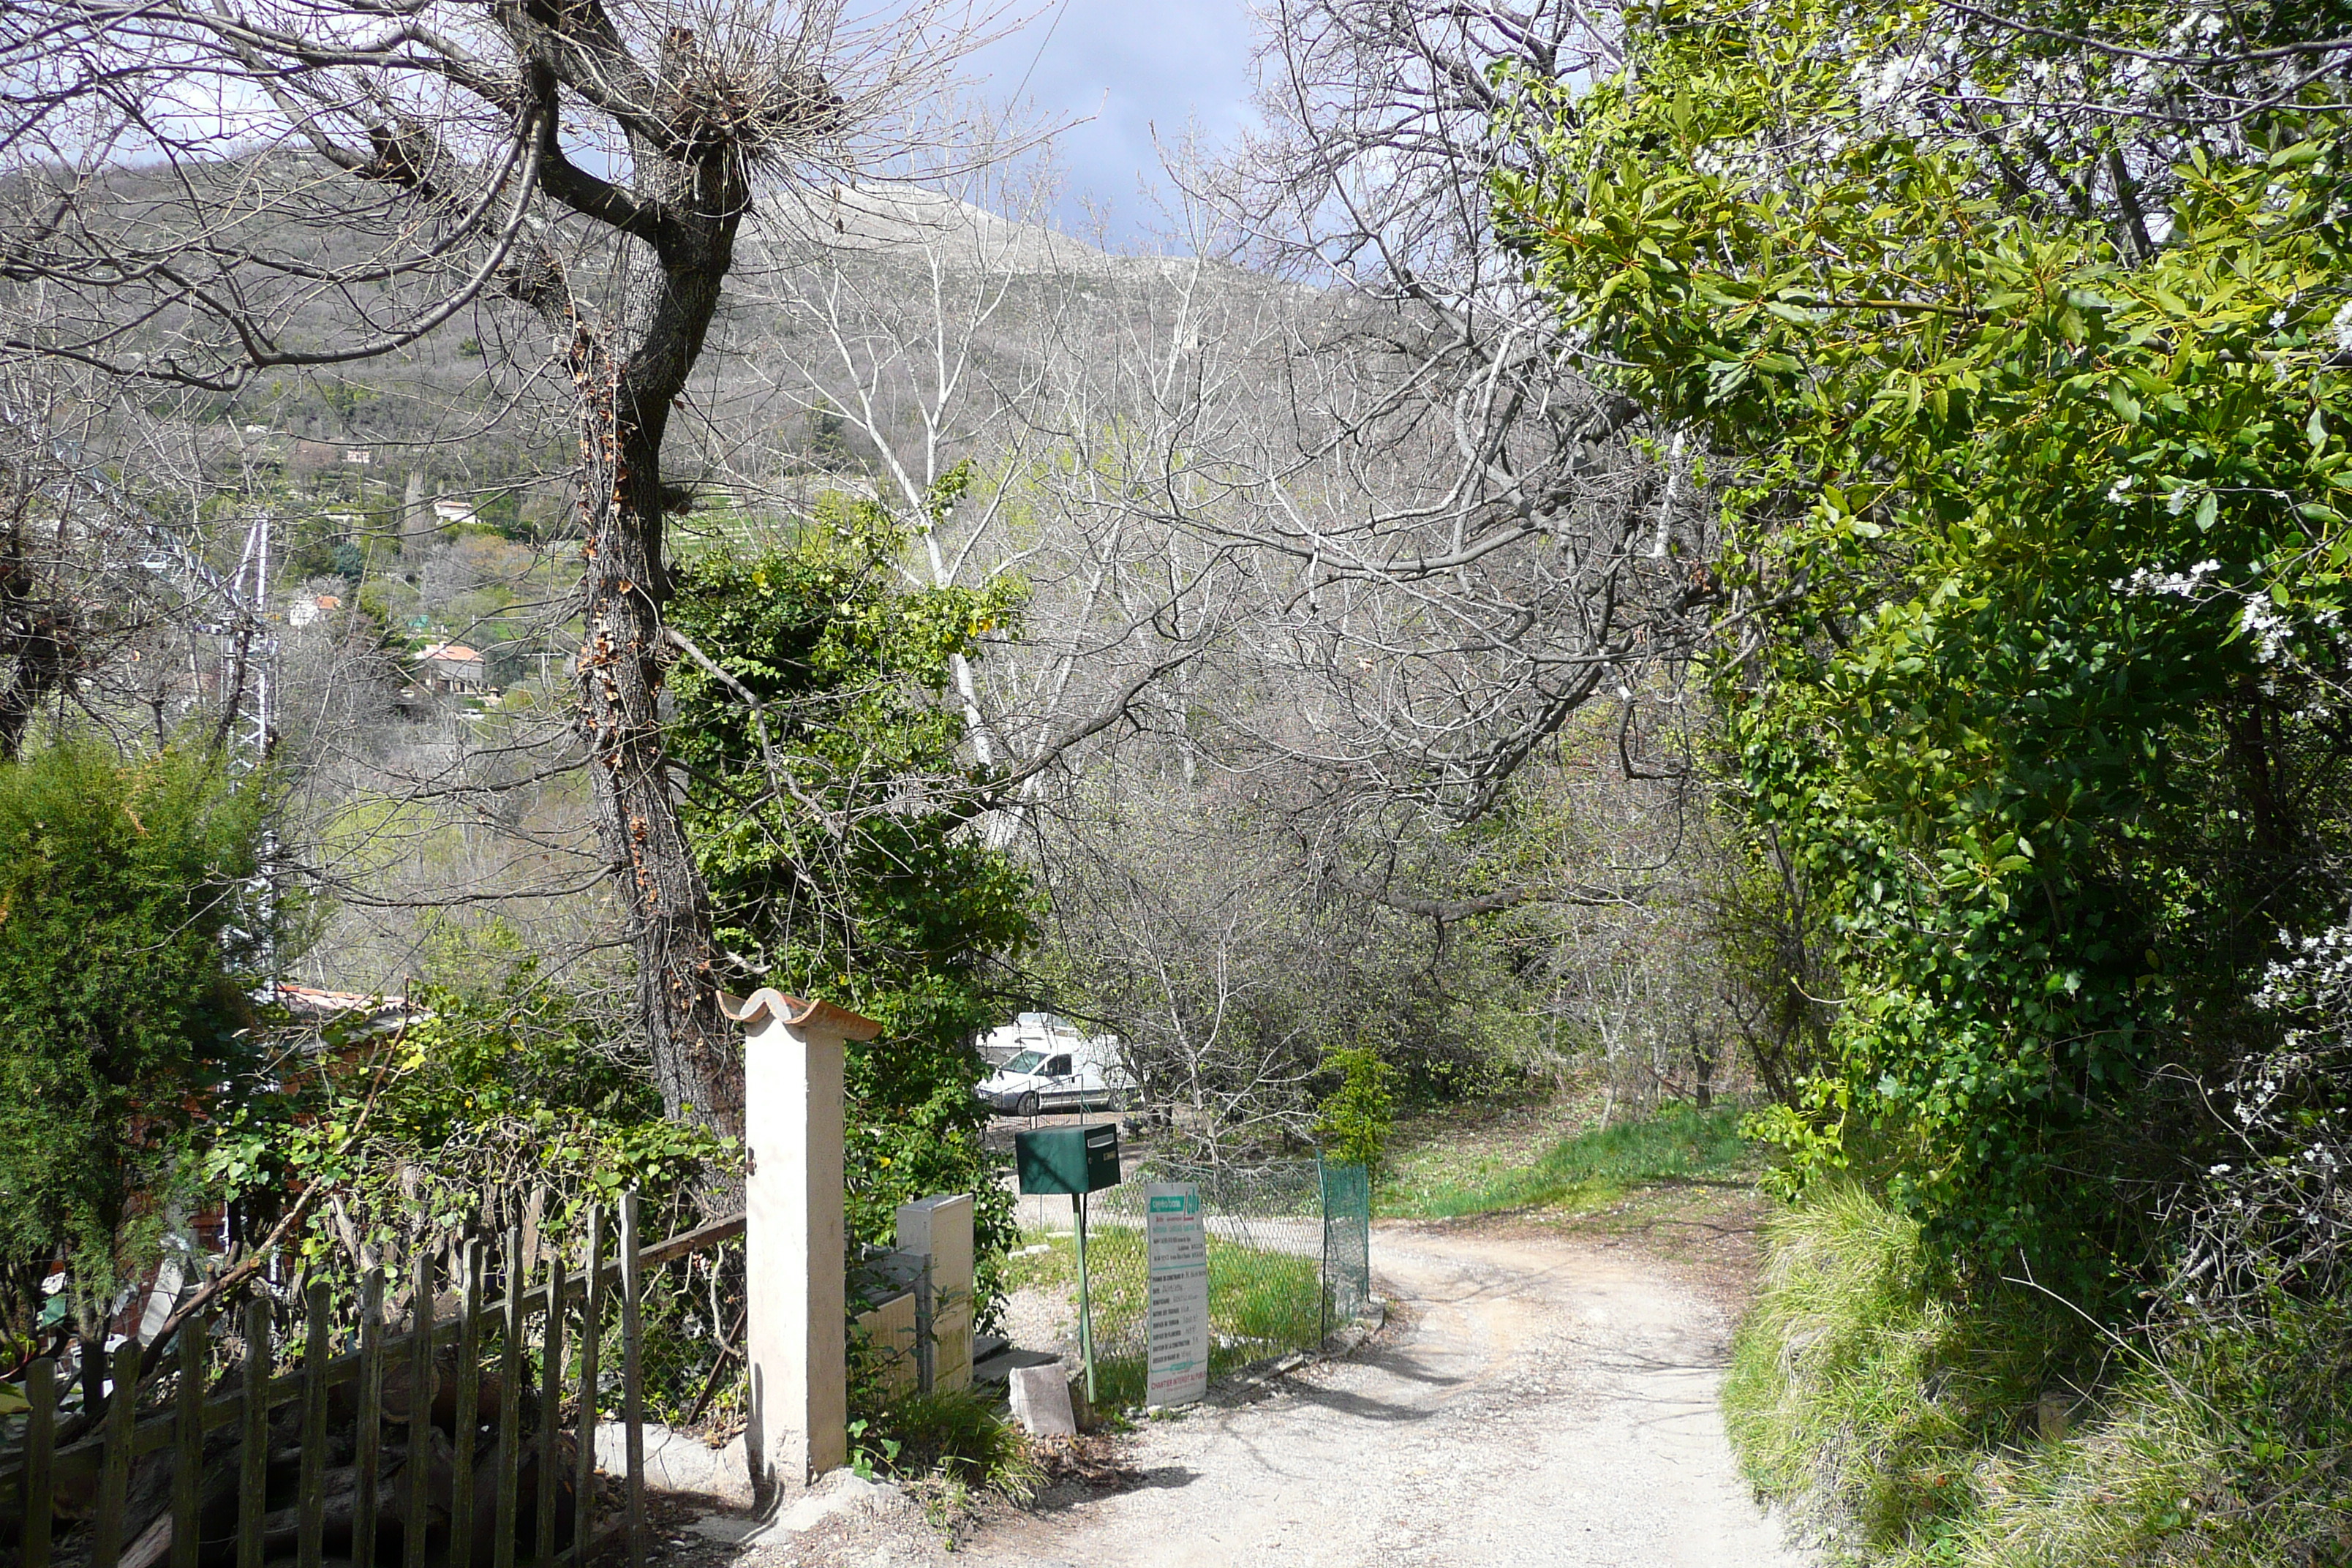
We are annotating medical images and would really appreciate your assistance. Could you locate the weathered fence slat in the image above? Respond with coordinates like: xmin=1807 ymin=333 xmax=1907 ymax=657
xmin=353 ymin=1270 xmax=384 ymax=1568
xmin=298 ymin=1284 xmax=331 ymax=1568
xmin=571 ymin=1207 xmax=604 ymax=1566
xmin=237 ymin=1299 xmax=269 ymax=1568
xmin=451 ymin=1240 xmax=483 ymax=1568
xmin=494 ymin=1222 xmax=524 ymax=1568
xmin=537 ymin=1242 xmax=563 ymax=1566
xmin=0 ymin=1209 xmax=750 ymax=1491
xmin=173 ymin=1328 xmax=202 ymax=1568
xmin=89 ymin=1343 xmax=137 ymax=1568
xmin=0 ymin=1191 xmax=739 ymax=1568
xmin=620 ymin=1192 xmax=647 ymax=1568
xmin=406 ymin=1251 xmax=433 ymax=1568
xmin=19 ymin=1356 xmax=50 ymax=1568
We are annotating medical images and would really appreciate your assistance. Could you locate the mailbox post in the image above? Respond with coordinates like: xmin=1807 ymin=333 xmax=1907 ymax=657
xmin=1014 ymin=1123 xmax=1121 ymax=1404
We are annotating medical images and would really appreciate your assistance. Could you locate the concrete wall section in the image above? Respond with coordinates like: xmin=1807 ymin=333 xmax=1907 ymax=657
xmin=896 ymin=1194 xmax=976 ymax=1393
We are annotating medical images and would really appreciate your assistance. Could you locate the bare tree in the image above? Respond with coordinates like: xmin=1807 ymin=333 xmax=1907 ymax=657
xmin=0 ymin=365 xmax=298 ymax=762
xmin=1162 ymin=0 xmax=1711 ymax=846
xmin=0 ymin=0 xmax=1003 ymax=1162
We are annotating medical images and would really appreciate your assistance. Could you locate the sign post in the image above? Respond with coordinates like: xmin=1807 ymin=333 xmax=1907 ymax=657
xmin=1145 ymin=1183 xmax=1210 ymax=1407
xmin=1074 ymin=1189 xmax=1096 ymax=1406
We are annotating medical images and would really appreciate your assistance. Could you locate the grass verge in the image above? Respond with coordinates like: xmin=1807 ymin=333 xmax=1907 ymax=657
xmin=1727 ymin=1182 xmax=2352 ymax=1566
xmin=1005 ymin=1228 xmax=1324 ymax=1409
xmin=1379 ymin=1099 xmax=1754 ymax=1219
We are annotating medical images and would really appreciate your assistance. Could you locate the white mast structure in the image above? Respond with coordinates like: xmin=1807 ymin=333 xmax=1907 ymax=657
xmin=5 ymin=402 xmax=283 ymax=961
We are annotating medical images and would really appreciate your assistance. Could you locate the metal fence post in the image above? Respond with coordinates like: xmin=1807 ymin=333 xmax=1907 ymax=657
xmin=1316 ymin=1155 xmax=1330 ymax=1341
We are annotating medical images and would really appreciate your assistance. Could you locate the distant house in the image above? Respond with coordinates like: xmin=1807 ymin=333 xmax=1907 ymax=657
xmin=276 ymin=984 xmax=427 ymax=1042
xmin=343 ymin=448 xmax=372 ymax=466
xmin=287 ymin=592 xmax=342 ymax=628
xmin=433 ymin=497 xmax=479 ymax=527
xmin=416 ymin=641 xmax=488 ymax=694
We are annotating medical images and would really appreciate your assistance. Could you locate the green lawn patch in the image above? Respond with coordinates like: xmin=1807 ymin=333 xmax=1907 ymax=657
xmin=1379 ymin=1100 xmax=1755 ymax=1219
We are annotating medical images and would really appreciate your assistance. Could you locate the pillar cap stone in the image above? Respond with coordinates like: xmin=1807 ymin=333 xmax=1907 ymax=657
xmin=720 ymin=988 xmax=882 ymax=1041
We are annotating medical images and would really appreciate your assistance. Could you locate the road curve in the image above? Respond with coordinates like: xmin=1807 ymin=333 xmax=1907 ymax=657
xmin=957 ymin=1220 xmax=1806 ymax=1568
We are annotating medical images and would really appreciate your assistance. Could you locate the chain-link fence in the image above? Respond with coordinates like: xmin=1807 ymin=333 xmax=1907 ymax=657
xmin=1009 ymin=1156 xmax=1372 ymax=1409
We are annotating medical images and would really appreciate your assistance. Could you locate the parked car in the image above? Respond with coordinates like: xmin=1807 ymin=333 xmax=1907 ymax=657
xmin=975 ymin=1033 xmax=1135 ymax=1117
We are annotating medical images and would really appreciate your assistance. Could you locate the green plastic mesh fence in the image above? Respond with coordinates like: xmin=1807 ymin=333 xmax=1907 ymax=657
xmin=1320 ymin=1160 xmax=1372 ymax=1328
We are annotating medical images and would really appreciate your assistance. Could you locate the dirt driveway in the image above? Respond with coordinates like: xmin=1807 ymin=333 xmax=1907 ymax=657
xmin=766 ymin=1218 xmax=1805 ymax=1567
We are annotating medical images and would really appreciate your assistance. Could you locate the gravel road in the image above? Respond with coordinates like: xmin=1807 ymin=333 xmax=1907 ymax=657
xmin=946 ymin=1220 xmax=1806 ymax=1568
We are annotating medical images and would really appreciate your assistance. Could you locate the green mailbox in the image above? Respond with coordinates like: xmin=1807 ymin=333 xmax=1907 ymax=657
xmin=1016 ymin=1123 xmax=1121 ymax=1406
xmin=1015 ymin=1123 xmax=1120 ymax=1196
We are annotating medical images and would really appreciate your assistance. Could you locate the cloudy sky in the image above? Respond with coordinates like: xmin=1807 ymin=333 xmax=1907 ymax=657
xmin=959 ymin=0 xmax=1259 ymax=242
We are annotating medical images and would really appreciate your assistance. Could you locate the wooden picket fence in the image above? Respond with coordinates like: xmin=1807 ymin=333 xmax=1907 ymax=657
xmin=1 ymin=1194 xmax=746 ymax=1568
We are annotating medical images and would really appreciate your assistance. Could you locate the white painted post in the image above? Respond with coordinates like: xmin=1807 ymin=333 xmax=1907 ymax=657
xmin=726 ymin=989 xmax=882 ymax=1504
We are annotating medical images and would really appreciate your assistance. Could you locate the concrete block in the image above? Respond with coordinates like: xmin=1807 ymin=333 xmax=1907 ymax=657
xmin=895 ymin=1194 xmax=975 ymax=1393
xmin=853 ymin=1289 xmax=921 ymax=1398
xmin=735 ymin=1469 xmax=909 ymax=1545
xmin=1008 ymin=1363 xmax=1077 ymax=1436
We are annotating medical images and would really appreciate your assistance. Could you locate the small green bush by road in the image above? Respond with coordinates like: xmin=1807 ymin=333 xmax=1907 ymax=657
xmin=1727 ymin=1184 xmax=2352 ymax=1567
xmin=1379 ymin=1101 xmax=1754 ymax=1220
xmin=1313 ymin=1046 xmax=1401 ymax=1175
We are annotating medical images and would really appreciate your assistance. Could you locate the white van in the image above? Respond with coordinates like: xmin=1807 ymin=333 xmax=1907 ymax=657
xmin=975 ymin=1032 xmax=1135 ymax=1117
xmin=976 ymin=1011 xmax=1084 ymax=1068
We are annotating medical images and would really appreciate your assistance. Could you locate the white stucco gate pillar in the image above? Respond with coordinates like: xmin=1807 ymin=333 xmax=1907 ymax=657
xmin=723 ymin=989 xmax=881 ymax=1503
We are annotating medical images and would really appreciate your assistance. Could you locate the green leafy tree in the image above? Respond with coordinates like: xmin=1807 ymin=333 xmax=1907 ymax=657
xmin=0 ymin=742 xmax=279 ymax=1360
xmin=669 ymin=495 xmax=1032 ymax=1309
xmin=1496 ymin=1 xmax=2352 ymax=1278
xmin=1313 ymin=1047 xmax=1401 ymax=1176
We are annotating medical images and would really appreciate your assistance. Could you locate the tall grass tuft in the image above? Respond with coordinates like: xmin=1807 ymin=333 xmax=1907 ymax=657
xmin=1727 ymin=1183 xmax=2351 ymax=1566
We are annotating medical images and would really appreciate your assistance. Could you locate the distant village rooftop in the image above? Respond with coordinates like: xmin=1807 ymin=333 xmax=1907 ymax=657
xmin=417 ymin=641 xmax=488 ymax=693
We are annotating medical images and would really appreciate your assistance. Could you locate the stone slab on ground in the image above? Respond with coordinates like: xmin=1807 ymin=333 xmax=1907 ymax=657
xmin=595 ymin=1421 xmax=753 ymax=1507
xmin=1007 ymin=1364 xmax=1077 ymax=1436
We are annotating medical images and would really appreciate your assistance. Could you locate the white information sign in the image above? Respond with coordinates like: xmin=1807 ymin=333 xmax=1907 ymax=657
xmin=1145 ymin=1181 xmax=1210 ymax=1406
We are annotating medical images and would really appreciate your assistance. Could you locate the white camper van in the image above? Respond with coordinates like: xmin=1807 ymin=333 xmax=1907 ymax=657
xmin=975 ymin=1030 xmax=1135 ymax=1117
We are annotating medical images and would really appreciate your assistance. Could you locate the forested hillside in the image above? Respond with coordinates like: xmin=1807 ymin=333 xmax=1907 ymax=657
xmin=3 ymin=0 xmax=2350 ymax=1558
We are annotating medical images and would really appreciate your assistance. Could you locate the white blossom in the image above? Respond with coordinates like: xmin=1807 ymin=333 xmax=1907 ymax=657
xmin=2114 ymin=559 xmax=2221 ymax=597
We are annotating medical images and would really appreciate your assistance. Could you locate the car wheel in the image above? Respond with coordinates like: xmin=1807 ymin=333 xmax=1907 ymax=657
xmin=1017 ymin=1092 xmax=1041 ymax=1118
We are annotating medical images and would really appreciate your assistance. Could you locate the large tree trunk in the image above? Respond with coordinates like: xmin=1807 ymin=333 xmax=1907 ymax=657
xmin=519 ymin=64 xmax=754 ymax=1206
xmin=571 ymin=348 xmax=742 ymax=1166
